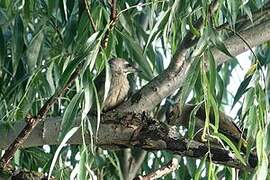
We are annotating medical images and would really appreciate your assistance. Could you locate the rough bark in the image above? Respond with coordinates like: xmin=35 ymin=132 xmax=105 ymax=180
xmin=0 ymin=111 xmax=257 ymax=170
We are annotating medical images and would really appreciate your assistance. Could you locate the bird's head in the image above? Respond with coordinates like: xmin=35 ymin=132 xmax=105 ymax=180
xmin=109 ymin=58 xmax=139 ymax=75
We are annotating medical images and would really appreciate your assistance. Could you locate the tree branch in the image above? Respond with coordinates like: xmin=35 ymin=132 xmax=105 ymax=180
xmin=134 ymin=158 xmax=179 ymax=180
xmin=116 ymin=16 xmax=270 ymax=114
xmin=0 ymin=111 xmax=257 ymax=170
xmin=101 ymin=0 xmax=118 ymax=48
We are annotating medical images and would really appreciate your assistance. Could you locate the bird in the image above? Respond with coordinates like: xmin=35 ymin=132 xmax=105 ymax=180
xmin=94 ymin=58 xmax=138 ymax=112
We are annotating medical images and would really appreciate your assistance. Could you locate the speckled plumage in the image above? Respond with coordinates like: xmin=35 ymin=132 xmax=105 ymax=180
xmin=102 ymin=58 xmax=137 ymax=112
xmin=102 ymin=72 xmax=130 ymax=112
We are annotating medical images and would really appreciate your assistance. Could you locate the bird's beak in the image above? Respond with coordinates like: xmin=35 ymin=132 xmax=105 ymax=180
xmin=126 ymin=64 xmax=141 ymax=74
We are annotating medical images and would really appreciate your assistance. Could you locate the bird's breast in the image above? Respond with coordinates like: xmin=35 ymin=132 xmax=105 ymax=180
xmin=102 ymin=74 xmax=130 ymax=112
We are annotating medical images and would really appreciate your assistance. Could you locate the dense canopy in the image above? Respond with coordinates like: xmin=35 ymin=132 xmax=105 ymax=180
xmin=1 ymin=0 xmax=270 ymax=179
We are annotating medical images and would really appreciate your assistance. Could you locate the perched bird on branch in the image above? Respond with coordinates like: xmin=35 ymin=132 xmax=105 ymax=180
xmin=95 ymin=58 xmax=138 ymax=112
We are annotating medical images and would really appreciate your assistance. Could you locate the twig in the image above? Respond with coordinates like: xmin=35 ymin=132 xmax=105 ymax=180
xmin=134 ymin=158 xmax=179 ymax=180
xmin=84 ymin=0 xmax=97 ymax=32
xmin=131 ymin=150 xmax=147 ymax=178
xmin=123 ymin=150 xmax=147 ymax=180
xmin=101 ymin=0 xmax=118 ymax=48
xmin=0 ymin=68 xmax=81 ymax=168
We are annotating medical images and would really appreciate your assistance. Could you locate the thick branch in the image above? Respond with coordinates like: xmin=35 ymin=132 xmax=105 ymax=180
xmin=116 ymin=18 xmax=270 ymax=113
xmin=0 ymin=112 xmax=257 ymax=170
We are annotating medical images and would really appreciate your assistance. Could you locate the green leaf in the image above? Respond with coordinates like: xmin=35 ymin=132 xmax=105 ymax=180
xmin=12 ymin=15 xmax=24 ymax=73
xmin=194 ymin=155 xmax=207 ymax=180
xmin=57 ymin=56 xmax=85 ymax=92
xmin=188 ymin=103 xmax=202 ymax=139
xmin=256 ymin=129 xmax=268 ymax=180
xmin=26 ymin=29 xmax=44 ymax=73
xmin=48 ymin=127 xmax=79 ymax=179
xmin=59 ymin=91 xmax=82 ymax=140
xmin=242 ymin=88 xmax=254 ymax=120
xmin=208 ymin=92 xmax=219 ymax=130
xmin=92 ymin=80 xmax=101 ymax=136
xmin=82 ymin=70 xmax=93 ymax=121
xmin=0 ymin=27 xmax=6 ymax=66
xmin=232 ymin=75 xmax=252 ymax=109
xmin=79 ymin=148 xmax=88 ymax=180
xmin=46 ymin=62 xmax=56 ymax=94
xmin=188 ymin=16 xmax=200 ymax=37
xmin=102 ymin=60 xmax=111 ymax=105
xmin=179 ymin=57 xmax=200 ymax=110
xmin=213 ymin=132 xmax=246 ymax=166
xmin=63 ymin=10 xmax=78 ymax=50
xmin=207 ymin=50 xmax=217 ymax=94
xmin=117 ymin=30 xmax=153 ymax=81
xmin=143 ymin=9 xmax=170 ymax=55
xmin=211 ymin=29 xmax=234 ymax=59
xmin=242 ymin=5 xmax=253 ymax=23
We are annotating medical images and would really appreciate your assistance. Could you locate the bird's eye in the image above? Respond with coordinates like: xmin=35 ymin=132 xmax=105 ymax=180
xmin=125 ymin=63 xmax=132 ymax=68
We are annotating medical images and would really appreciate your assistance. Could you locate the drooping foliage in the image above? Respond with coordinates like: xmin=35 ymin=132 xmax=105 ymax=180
xmin=0 ymin=0 xmax=270 ymax=179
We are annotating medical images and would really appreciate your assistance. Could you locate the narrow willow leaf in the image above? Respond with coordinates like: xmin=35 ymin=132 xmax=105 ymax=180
xmin=106 ymin=152 xmax=124 ymax=180
xmin=232 ymin=76 xmax=252 ymax=109
xmin=117 ymin=30 xmax=153 ymax=80
xmin=179 ymin=57 xmax=200 ymax=110
xmin=48 ymin=127 xmax=79 ymax=179
xmin=75 ymin=31 xmax=99 ymax=57
xmin=188 ymin=103 xmax=203 ymax=139
xmin=46 ymin=63 xmax=56 ymax=94
xmin=242 ymin=5 xmax=253 ymax=23
xmin=208 ymin=92 xmax=219 ymax=131
xmin=57 ymin=56 xmax=85 ymax=92
xmin=76 ymin=11 xmax=90 ymax=42
xmin=26 ymin=30 xmax=44 ymax=73
xmin=102 ymin=60 xmax=111 ymax=105
xmin=246 ymin=106 xmax=257 ymax=148
xmin=92 ymin=80 xmax=101 ymax=137
xmin=12 ymin=15 xmax=24 ymax=73
xmin=216 ymin=74 xmax=224 ymax=105
xmin=244 ymin=63 xmax=257 ymax=78
xmin=207 ymin=50 xmax=217 ymax=94
xmin=14 ymin=70 xmax=41 ymax=120
xmin=79 ymin=148 xmax=88 ymax=180
xmin=63 ymin=11 xmax=78 ymax=49
xmin=188 ymin=16 xmax=200 ymax=37
xmin=164 ymin=0 xmax=181 ymax=37
xmin=0 ymin=27 xmax=6 ymax=66
xmin=155 ymin=50 xmax=164 ymax=74
xmin=211 ymin=31 xmax=234 ymax=58
xmin=256 ymin=129 xmax=268 ymax=180
xmin=265 ymin=123 xmax=270 ymax=155
xmin=242 ymin=88 xmax=254 ymax=120
xmin=143 ymin=9 xmax=170 ymax=55
xmin=213 ymin=132 xmax=246 ymax=166
xmin=82 ymin=70 xmax=93 ymax=121
xmin=59 ymin=91 xmax=82 ymax=140
xmin=194 ymin=155 xmax=207 ymax=180
xmin=118 ymin=14 xmax=132 ymax=35
xmin=85 ymin=42 xmax=100 ymax=73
